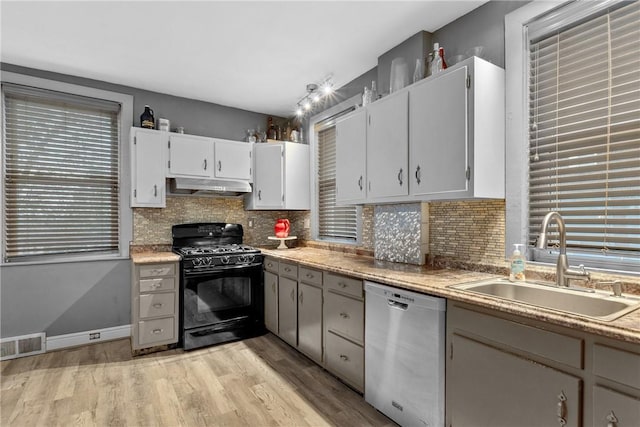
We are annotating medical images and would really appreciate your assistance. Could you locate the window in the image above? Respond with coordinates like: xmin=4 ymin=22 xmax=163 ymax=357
xmin=2 ymin=82 xmax=125 ymax=263
xmin=506 ymin=0 xmax=640 ymax=273
xmin=316 ymin=122 xmax=359 ymax=242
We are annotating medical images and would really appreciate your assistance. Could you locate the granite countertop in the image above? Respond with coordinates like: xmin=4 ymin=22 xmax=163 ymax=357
xmin=131 ymin=251 xmax=181 ymax=264
xmin=261 ymin=247 xmax=640 ymax=344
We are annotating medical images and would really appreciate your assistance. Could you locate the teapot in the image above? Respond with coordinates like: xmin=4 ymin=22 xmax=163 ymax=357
xmin=274 ymin=219 xmax=290 ymax=238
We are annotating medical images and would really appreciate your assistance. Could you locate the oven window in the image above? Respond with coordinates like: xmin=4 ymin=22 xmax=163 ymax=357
xmin=197 ymin=277 xmax=251 ymax=312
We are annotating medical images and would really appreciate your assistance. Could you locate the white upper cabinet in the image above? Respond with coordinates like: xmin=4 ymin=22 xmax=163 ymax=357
xmin=213 ymin=139 xmax=252 ymax=181
xmin=334 ymin=56 xmax=505 ymax=205
xmin=409 ymin=66 xmax=468 ymax=197
xmin=336 ymin=109 xmax=367 ymax=205
xmin=366 ymin=90 xmax=409 ymax=202
xmin=130 ymin=127 xmax=166 ymax=208
xmin=245 ymin=142 xmax=310 ymax=210
xmin=167 ymin=133 xmax=214 ymax=178
xmin=409 ymin=56 xmax=505 ymax=200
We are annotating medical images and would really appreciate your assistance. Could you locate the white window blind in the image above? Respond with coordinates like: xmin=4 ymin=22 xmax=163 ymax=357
xmin=2 ymin=83 xmax=121 ymax=262
xmin=317 ymin=125 xmax=358 ymax=241
xmin=527 ymin=1 xmax=640 ymax=268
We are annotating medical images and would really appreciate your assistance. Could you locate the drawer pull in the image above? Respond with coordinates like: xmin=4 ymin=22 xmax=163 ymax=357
xmin=606 ymin=411 xmax=618 ymax=427
xmin=152 ymin=303 xmax=163 ymax=309
xmin=272 ymin=283 xmax=276 ymax=292
xmin=150 ymin=282 xmax=161 ymax=289
xmin=152 ymin=328 xmax=164 ymax=334
xmin=284 ymin=267 xmax=291 ymax=272
xmin=306 ymin=273 xmax=314 ymax=278
xmin=339 ymin=312 xmax=350 ymax=319
xmin=267 ymin=262 xmax=273 ymax=268
xmin=338 ymin=282 xmax=347 ymax=288
xmin=339 ymin=354 xmax=349 ymax=362
xmin=290 ymin=289 xmax=295 ymax=301
xmin=299 ymin=291 xmax=304 ymax=305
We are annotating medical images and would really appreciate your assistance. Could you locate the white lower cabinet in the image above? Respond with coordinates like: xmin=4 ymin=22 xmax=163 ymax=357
xmin=131 ymin=260 xmax=179 ymax=352
xmin=263 ymin=258 xmax=364 ymax=392
xmin=447 ymin=302 xmax=640 ymax=427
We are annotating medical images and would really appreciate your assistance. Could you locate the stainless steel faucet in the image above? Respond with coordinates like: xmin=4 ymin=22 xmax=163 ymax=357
xmin=536 ymin=211 xmax=591 ymax=287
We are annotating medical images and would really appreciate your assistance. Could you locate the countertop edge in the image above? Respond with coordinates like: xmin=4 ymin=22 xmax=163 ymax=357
xmin=261 ymin=248 xmax=640 ymax=345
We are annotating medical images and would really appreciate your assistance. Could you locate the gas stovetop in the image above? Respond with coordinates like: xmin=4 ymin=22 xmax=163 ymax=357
xmin=176 ymin=244 xmax=260 ymax=257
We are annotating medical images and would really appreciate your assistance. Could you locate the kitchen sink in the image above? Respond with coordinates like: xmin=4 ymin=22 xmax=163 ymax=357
xmin=450 ymin=278 xmax=640 ymax=321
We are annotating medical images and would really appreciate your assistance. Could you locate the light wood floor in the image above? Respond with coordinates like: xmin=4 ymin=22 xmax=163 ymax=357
xmin=1 ymin=333 xmax=395 ymax=427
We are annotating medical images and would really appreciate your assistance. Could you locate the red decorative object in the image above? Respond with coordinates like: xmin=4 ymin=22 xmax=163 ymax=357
xmin=274 ymin=219 xmax=290 ymax=238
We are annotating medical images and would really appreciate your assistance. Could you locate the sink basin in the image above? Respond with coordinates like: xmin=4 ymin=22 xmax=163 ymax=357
xmin=450 ymin=278 xmax=640 ymax=321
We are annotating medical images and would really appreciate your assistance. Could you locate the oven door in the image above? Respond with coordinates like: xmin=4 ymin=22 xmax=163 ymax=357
xmin=181 ymin=262 xmax=264 ymax=349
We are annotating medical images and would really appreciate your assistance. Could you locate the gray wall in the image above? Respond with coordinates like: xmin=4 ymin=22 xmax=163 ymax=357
xmin=1 ymin=260 xmax=130 ymax=337
xmin=433 ymin=1 xmax=530 ymax=68
xmin=1 ymin=63 xmax=280 ymax=141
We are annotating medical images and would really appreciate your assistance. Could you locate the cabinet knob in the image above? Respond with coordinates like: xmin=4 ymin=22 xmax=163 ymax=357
xmin=218 ymin=160 xmax=222 ymax=172
xmin=306 ymin=273 xmax=314 ymax=278
xmin=204 ymin=159 xmax=208 ymax=170
xmin=339 ymin=354 xmax=349 ymax=361
xmin=154 ymin=184 xmax=158 ymax=197
xmin=339 ymin=312 xmax=350 ymax=319
xmin=415 ymin=165 xmax=421 ymax=185
xmin=358 ymin=175 xmax=363 ymax=191
xmin=299 ymin=291 xmax=304 ymax=304
xmin=557 ymin=391 xmax=567 ymax=426
xmin=152 ymin=303 xmax=163 ymax=309
xmin=606 ymin=411 xmax=618 ymax=427
xmin=290 ymin=289 xmax=295 ymax=301
xmin=152 ymin=328 xmax=163 ymax=334
xmin=397 ymin=168 xmax=403 ymax=186
xmin=258 ymin=190 xmax=262 ymax=200
xmin=338 ymin=282 xmax=347 ymax=288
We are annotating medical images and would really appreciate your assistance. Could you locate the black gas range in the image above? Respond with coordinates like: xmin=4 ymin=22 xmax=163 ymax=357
xmin=172 ymin=223 xmax=265 ymax=350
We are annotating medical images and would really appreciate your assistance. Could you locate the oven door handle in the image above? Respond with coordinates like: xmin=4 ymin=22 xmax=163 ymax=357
xmin=184 ymin=262 xmax=263 ymax=277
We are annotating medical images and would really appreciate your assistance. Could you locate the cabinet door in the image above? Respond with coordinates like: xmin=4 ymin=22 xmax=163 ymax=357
xmin=298 ymin=282 xmax=322 ymax=363
xmin=593 ymin=386 xmax=640 ymax=427
xmin=214 ymin=139 xmax=252 ymax=181
xmin=409 ymin=66 xmax=468 ymax=196
xmin=278 ymin=276 xmax=297 ymax=347
xmin=264 ymin=270 xmax=278 ymax=334
xmin=131 ymin=128 xmax=165 ymax=207
xmin=167 ymin=134 xmax=214 ymax=178
xmin=336 ymin=109 xmax=366 ymax=204
xmin=366 ymin=91 xmax=409 ymax=200
xmin=449 ymin=334 xmax=581 ymax=427
xmin=254 ymin=144 xmax=284 ymax=208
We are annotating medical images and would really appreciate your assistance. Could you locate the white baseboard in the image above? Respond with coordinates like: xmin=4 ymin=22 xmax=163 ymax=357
xmin=46 ymin=324 xmax=131 ymax=352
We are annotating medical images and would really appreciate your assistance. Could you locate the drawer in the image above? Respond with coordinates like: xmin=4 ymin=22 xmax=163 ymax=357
xmin=325 ymin=291 xmax=364 ymax=344
xmin=138 ymin=317 xmax=175 ymax=346
xmin=139 ymin=263 xmax=175 ymax=278
xmin=139 ymin=277 xmax=175 ymax=293
xmin=450 ymin=305 xmax=583 ymax=369
xmin=264 ymin=257 xmax=279 ymax=274
xmin=279 ymin=262 xmax=298 ymax=280
xmin=325 ymin=331 xmax=364 ymax=391
xmin=139 ymin=293 xmax=175 ymax=319
xmin=593 ymin=344 xmax=640 ymax=389
xmin=324 ymin=272 xmax=362 ymax=299
xmin=299 ymin=266 xmax=322 ymax=287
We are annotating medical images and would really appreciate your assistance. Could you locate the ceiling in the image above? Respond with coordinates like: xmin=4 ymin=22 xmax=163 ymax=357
xmin=1 ymin=1 xmax=488 ymax=117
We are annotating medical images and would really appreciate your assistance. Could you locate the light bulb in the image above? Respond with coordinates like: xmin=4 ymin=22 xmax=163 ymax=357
xmin=296 ymin=107 xmax=303 ymax=116
xmin=312 ymin=93 xmax=321 ymax=103
xmin=303 ymin=100 xmax=311 ymax=110
xmin=322 ymin=83 xmax=333 ymax=95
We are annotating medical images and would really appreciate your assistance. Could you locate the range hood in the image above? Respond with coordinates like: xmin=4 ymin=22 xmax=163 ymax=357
xmin=168 ymin=177 xmax=252 ymax=198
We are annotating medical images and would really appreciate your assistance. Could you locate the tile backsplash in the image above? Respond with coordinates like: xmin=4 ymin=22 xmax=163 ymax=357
xmin=133 ymin=197 xmax=505 ymax=268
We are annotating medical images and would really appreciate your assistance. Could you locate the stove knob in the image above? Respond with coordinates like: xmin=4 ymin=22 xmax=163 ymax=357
xmin=192 ymin=258 xmax=202 ymax=267
xmin=246 ymin=254 xmax=255 ymax=263
xmin=206 ymin=257 xmax=213 ymax=266
xmin=221 ymin=256 xmax=230 ymax=265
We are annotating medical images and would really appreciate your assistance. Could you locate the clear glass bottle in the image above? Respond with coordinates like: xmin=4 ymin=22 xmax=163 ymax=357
xmin=413 ymin=58 xmax=423 ymax=83
xmin=371 ymin=80 xmax=378 ymax=101
xmin=431 ymin=43 xmax=443 ymax=75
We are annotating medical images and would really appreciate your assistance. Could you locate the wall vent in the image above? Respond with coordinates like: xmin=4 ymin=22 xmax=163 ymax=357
xmin=0 ymin=333 xmax=46 ymax=360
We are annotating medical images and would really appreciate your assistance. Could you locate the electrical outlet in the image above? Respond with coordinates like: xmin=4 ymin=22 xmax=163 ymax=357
xmin=89 ymin=332 xmax=100 ymax=340
xmin=304 ymin=218 xmax=310 ymax=229
xmin=248 ymin=217 xmax=256 ymax=229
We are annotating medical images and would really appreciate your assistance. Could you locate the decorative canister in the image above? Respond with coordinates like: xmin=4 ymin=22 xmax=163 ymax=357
xmin=274 ymin=219 xmax=290 ymax=238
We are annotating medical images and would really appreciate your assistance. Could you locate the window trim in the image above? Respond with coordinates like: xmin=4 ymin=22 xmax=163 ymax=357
xmin=505 ymin=1 xmax=639 ymax=276
xmin=309 ymin=95 xmax=362 ymax=245
xmin=1 ymin=71 xmax=133 ymax=265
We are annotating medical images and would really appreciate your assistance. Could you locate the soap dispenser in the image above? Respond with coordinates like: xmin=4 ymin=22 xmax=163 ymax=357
xmin=509 ymin=244 xmax=526 ymax=282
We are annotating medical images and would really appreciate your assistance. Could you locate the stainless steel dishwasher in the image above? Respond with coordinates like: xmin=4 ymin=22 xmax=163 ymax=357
xmin=365 ymin=281 xmax=446 ymax=427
